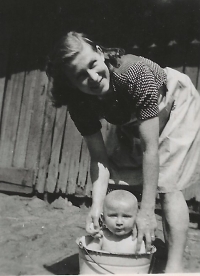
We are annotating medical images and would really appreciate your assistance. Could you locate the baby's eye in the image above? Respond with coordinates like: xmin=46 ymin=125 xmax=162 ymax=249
xmin=123 ymin=215 xmax=132 ymax=218
xmin=108 ymin=214 xmax=117 ymax=218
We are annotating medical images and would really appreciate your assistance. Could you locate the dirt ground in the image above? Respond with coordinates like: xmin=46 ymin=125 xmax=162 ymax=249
xmin=0 ymin=192 xmax=200 ymax=275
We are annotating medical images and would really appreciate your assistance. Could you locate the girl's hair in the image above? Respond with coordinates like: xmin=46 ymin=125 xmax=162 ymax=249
xmin=46 ymin=31 xmax=125 ymax=107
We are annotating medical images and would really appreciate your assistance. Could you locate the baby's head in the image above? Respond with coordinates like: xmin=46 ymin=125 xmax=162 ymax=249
xmin=102 ymin=190 xmax=138 ymax=236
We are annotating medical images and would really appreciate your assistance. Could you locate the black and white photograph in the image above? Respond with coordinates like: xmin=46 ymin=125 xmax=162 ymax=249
xmin=0 ymin=0 xmax=200 ymax=274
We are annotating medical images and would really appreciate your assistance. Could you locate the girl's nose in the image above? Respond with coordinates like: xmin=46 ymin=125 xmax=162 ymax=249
xmin=87 ymin=70 xmax=98 ymax=82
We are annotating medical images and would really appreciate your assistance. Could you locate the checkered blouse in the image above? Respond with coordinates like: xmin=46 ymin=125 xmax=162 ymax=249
xmin=68 ymin=55 xmax=167 ymax=136
xmin=112 ymin=55 xmax=167 ymax=120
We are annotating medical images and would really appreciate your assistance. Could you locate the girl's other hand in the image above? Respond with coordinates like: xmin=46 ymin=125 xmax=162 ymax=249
xmin=135 ymin=209 xmax=157 ymax=254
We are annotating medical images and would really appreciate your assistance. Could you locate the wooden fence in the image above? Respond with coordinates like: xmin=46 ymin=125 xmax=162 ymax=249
xmin=0 ymin=65 xmax=113 ymax=196
xmin=0 ymin=0 xmax=200 ymax=199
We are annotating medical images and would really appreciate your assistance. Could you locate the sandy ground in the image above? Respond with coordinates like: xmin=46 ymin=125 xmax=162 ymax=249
xmin=0 ymin=192 xmax=200 ymax=275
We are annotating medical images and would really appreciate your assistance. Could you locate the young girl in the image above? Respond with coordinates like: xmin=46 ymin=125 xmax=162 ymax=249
xmin=46 ymin=31 xmax=200 ymax=272
xmin=86 ymin=190 xmax=146 ymax=254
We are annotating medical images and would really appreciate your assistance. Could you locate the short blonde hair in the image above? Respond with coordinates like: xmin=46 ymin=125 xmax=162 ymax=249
xmin=103 ymin=190 xmax=138 ymax=214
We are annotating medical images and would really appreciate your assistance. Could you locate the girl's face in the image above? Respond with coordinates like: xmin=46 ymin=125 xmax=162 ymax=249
xmin=103 ymin=200 xmax=136 ymax=236
xmin=65 ymin=42 xmax=110 ymax=97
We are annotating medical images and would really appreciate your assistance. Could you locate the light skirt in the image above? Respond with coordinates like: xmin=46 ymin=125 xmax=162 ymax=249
xmin=158 ymin=67 xmax=200 ymax=194
xmin=109 ymin=67 xmax=200 ymax=200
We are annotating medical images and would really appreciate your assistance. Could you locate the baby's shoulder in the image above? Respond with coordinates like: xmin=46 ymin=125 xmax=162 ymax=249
xmin=85 ymin=235 xmax=102 ymax=251
xmin=102 ymin=232 xmax=146 ymax=254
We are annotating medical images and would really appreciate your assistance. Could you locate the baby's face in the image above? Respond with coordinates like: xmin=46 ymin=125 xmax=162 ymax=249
xmin=103 ymin=200 xmax=136 ymax=236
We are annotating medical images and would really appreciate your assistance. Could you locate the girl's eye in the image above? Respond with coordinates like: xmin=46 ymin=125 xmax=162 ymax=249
xmin=90 ymin=60 xmax=97 ymax=69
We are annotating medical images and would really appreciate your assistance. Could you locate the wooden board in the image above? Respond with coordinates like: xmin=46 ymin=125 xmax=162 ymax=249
xmin=36 ymin=90 xmax=56 ymax=193
xmin=0 ymin=72 xmax=25 ymax=167
xmin=185 ymin=67 xmax=199 ymax=88
xmin=0 ymin=167 xmax=34 ymax=187
xmin=66 ymin=125 xmax=82 ymax=195
xmin=46 ymin=106 xmax=67 ymax=193
xmin=25 ymin=71 xmax=48 ymax=183
xmin=12 ymin=70 xmax=37 ymax=167
xmin=77 ymin=139 xmax=90 ymax=189
xmin=0 ymin=183 xmax=33 ymax=194
xmin=0 ymin=0 xmax=34 ymax=168
xmin=56 ymin=113 xmax=81 ymax=194
xmin=0 ymin=10 xmax=12 ymax=126
xmin=184 ymin=42 xmax=200 ymax=88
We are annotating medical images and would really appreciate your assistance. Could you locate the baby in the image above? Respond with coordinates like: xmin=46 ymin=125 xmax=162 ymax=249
xmin=87 ymin=190 xmax=146 ymax=254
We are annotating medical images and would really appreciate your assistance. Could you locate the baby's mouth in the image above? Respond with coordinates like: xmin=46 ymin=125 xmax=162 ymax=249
xmin=115 ymin=228 xmax=124 ymax=232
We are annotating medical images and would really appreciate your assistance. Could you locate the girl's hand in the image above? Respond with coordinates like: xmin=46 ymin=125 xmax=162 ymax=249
xmin=86 ymin=205 xmax=103 ymax=238
xmin=135 ymin=209 xmax=157 ymax=254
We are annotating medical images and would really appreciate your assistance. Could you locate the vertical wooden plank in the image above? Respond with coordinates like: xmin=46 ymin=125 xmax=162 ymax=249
xmin=56 ymin=113 xmax=78 ymax=193
xmin=0 ymin=12 xmax=12 ymax=125
xmin=0 ymin=0 xmax=34 ymax=170
xmin=77 ymin=139 xmax=90 ymax=189
xmin=12 ymin=70 xmax=37 ymax=167
xmin=173 ymin=66 xmax=184 ymax=73
xmin=36 ymin=91 xmax=56 ymax=193
xmin=25 ymin=71 xmax=48 ymax=183
xmin=0 ymin=74 xmax=15 ymax=151
xmin=185 ymin=67 xmax=199 ymax=88
xmin=184 ymin=41 xmax=200 ymax=88
xmin=45 ymin=106 xmax=67 ymax=193
xmin=0 ymin=72 xmax=25 ymax=167
xmin=65 ymin=125 xmax=82 ymax=194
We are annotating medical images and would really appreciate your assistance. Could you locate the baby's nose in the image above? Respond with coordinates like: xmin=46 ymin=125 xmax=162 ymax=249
xmin=116 ymin=218 xmax=123 ymax=225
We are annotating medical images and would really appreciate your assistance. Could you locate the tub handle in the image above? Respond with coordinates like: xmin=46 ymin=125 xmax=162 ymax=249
xmin=79 ymin=242 xmax=115 ymax=274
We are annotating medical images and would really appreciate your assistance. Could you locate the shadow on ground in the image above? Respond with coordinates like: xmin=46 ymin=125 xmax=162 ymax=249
xmin=44 ymin=253 xmax=79 ymax=275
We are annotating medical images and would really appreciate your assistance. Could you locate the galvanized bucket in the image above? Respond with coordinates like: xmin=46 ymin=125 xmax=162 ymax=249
xmin=76 ymin=236 xmax=156 ymax=274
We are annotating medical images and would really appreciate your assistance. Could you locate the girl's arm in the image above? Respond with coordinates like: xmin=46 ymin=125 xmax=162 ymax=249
xmin=84 ymin=131 xmax=110 ymax=236
xmin=136 ymin=116 xmax=159 ymax=253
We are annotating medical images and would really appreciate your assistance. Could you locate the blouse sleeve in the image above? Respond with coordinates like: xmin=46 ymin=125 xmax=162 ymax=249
xmin=127 ymin=62 xmax=159 ymax=120
xmin=68 ymin=99 xmax=102 ymax=136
